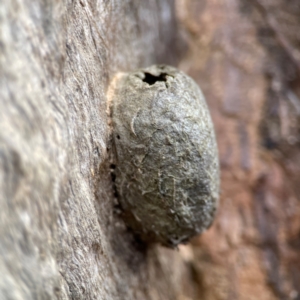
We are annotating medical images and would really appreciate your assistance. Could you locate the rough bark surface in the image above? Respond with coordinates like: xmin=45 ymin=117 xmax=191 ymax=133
xmin=0 ymin=1 xmax=195 ymax=299
xmin=177 ymin=0 xmax=300 ymax=299
xmin=1 ymin=0 xmax=300 ymax=300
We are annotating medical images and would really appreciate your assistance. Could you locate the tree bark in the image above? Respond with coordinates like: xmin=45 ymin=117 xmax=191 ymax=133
xmin=178 ymin=0 xmax=300 ymax=299
xmin=1 ymin=0 xmax=300 ymax=299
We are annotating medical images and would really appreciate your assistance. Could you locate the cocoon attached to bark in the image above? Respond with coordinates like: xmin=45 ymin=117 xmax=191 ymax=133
xmin=109 ymin=65 xmax=219 ymax=247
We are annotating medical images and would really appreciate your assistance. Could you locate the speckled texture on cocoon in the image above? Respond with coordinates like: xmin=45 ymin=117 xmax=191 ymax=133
xmin=110 ymin=65 xmax=219 ymax=247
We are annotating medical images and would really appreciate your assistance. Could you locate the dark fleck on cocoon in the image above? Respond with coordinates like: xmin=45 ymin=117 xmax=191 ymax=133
xmin=110 ymin=65 xmax=219 ymax=247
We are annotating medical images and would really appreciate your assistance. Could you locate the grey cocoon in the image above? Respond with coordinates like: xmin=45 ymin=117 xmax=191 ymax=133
xmin=110 ymin=65 xmax=219 ymax=247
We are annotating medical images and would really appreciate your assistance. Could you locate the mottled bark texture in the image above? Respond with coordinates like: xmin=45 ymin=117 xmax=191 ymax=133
xmin=1 ymin=0 xmax=300 ymax=300
xmin=0 ymin=1 xmax=195 ymax=299
xmin=178 ymin=0 xmax=300 ymax=299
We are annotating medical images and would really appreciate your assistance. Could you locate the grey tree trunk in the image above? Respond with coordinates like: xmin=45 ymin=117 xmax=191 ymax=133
xmin=1 ymin=0 xmax=300 ymax=300
xmin=0 ymin=1 xmax=195 ymax=299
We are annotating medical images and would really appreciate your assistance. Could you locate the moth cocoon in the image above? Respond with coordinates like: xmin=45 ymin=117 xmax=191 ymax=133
xmin=109 ymin=65 xmax=219 ymax=247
